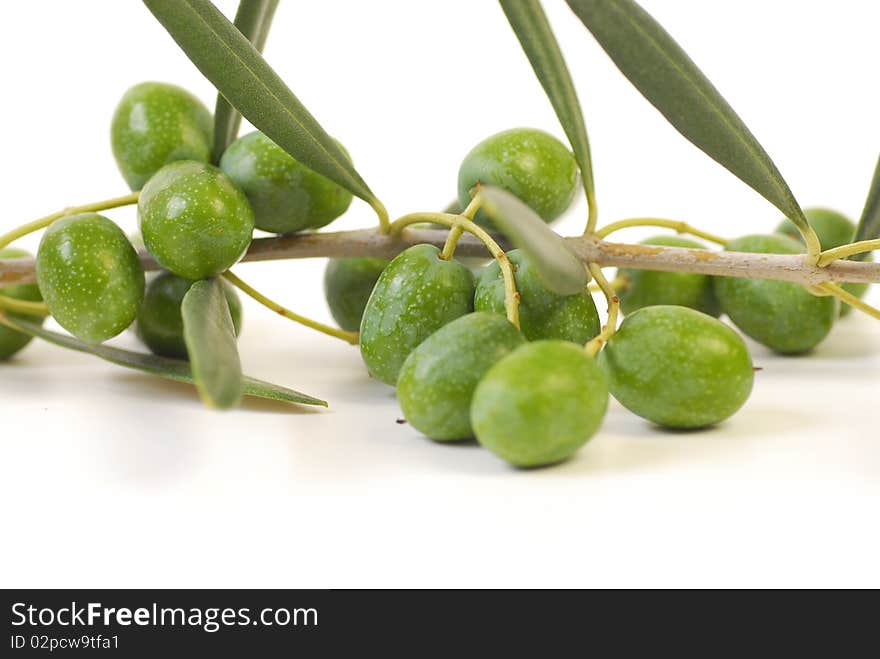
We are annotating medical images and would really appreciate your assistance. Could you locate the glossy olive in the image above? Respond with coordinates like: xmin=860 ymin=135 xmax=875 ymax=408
xmin=323 ymin=257 xmax=389 ymax=332
xmin=138 ymin=161 xmax=255 ymax=279
xmin=359 ymin=244 xmax=474 ymax=385
xmin=713 ymin=234 xmax=838 ymax=354
xmin=111 ymin=82 xmax=213 ymax=191
xmin=474 ymin=249 xmax=600 ymax=343
xmin=397 ymin=312 xmax=525 ymax=441
xmin=598 ymin=306 xmax=754 ymax=429
xmin=220 ymin=131 xmax=353 ymax=234
xmin=617 ymin=235 xmax=720 ymax=317
xmin=776 ymin=207 xmax=870 ymax=316
xmin=471 ymin=340 xmax=608 ymax=468
xmin=458 ymin=128 xmax=579 ymax=226
xmin=135 ymin=272 xmax=243 ymax=359
xmin=36 ymin=213 xmax=145 ymax=343
xmin=0 ymin=248 xmax=45 ymax=360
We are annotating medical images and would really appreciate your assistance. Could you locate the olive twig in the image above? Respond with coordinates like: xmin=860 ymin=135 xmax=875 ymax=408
xmin=595 ymin=217 xmax=729 ymax=246
xmin=390 ymin=211 xmax=520 ymax=328
xmin=816 ymin=282 xmax=880 ymax=320
xmin=439 ymin=196 xmax=482 ymax=261
xmin=0 ymin=296 xmax=48 ymax=317
xmin=584 ymin=263 xmax=620 ymax=358
xmin=816 ymin=238 xmax=880 ymax=267
xmin=0 ymin=192 xmax=140 ymax=252
xmin=221 ymin=270 xmax=359 ymax=345
xmin=584 ymin=195 xmax=599 ymax=237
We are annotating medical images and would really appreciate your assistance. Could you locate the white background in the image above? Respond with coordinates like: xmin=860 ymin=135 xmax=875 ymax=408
xmin=1 ymin=0 xmax=878 ymax=588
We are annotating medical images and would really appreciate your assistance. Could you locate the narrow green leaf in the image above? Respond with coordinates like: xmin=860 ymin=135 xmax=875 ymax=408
xmin=181 ymin=279 xmax=243 ymax=409
xmin=143 ymin=0 xmax=379 ymax=207
xmin=0 ymin=314 xmax=327 ymax=407
xmin=500 ymin=0 xmax=597 ymax=220
xmin=479 ymin=186 xmax=587 ymax=295
xmin=213 ymin=0 xmax=280 ymax=162
xmin=566 ymin=0 xmax=810 ymax=232
xmin=855 ymin=154 xmax=880 ymax=243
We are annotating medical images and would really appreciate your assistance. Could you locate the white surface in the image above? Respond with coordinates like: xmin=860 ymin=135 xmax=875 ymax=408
xmin=1 ymin=0 xmax=878 ymax=588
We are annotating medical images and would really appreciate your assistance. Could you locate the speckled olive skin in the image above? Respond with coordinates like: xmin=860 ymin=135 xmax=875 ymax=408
xmin=471 ymin=340 xmax=608 ymax=468
xmin=598 ymin=306 xmax=754 ymax=429
xmin=714 ymin=234 xmax=838 ymax=354
xmin=111 ymin=82 xmax=213 ymax=191
xmin=359 ymin=244 xmax=475 ymax=385
xmin=458 ymin=128 xmax=579 ymax=226
xmin=475 ymin=249 xmax=600 ymax=343
xmin=776 ymin=208 xmax=871 ymax=315
xmin=138 ymin=161 xmax=255 ymax=279
xmin=36 ymin=213 xmax=145 ymax=344
xmin=323 ymin=257 xmax=389 ymax=331
xmin=397 ymin=312 xmax=525 ymax=441
xmin=135 ymin=272 xmax=243 ymax=359
xmin=617 ymin=236 xmax=721 ymax=317
xmin=220 ymin=131 xmax=353 ymax=234
xmin=0 ymin=248 xmax=45 ymax=359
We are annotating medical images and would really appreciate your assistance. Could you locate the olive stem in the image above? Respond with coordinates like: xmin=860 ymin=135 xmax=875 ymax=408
xmin=587 ymin=275 xmax=629 ymax=294
xmin=221 ymin=270 xmax=359 ymax=345
xmin=816 ymin=282 xmax=880 ymax=320
xmin=390 ymin=210 xmax=520 ymax=328
xmin=584 ymin=264 xmax=620 ymax=358
xmin=439 ymin=196 xmax=482 ymax=261
xmin=371 ymin=197 xmax=391 ymax=234
xmin=595 ymin=217 xmax=729 ymax=246
xmin=0 ymin=296 xmax=48 ymax=317
xmin=585 ymin=196 xmax=599 ymax=237
xmin=0 ymin=192 xmax=140 ymax=252
xmin=817 ymin=239 xmax=880 ymax=267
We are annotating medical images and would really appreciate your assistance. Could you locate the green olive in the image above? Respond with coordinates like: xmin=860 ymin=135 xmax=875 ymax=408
xmin=323 ymin=257 xmax=389 ymax=332
xmin=471 ymin=340 xmax=608 ymax=468
xmin=458 ymin=128 xmax=579 ymax=227
xmin=713 ymin=234 xmax=838 ymax=354
xmin=135 ymin=272 xmax=243 ymax=359
xmin=359 ymin=244 xmax=474 ymax=385
xmin=598 ymin=306 xmax=754 ymax=429
xmin=36 ymin=213 xmax=145 ymax=344
xmin=138 ymin=161 xmax=255 ymax=280
xmin=0 ymin=248 xmax=45 ymax=360
xmin=111 ymin=82 xmax=213 ymax=191
xmin=474 ymin=249 xmax=600 ymax=343
xmin=617 ymin=235 xmax=720 ymax=317
xmin=397 ymin=312 xmax=525 ymax=441
xmin=220 ymin=131 xmax=353 ymax=234
xmin=776 ymin=207 xmax=871 ymax=316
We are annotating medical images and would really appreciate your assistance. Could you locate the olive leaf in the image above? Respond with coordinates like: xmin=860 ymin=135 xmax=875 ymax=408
xmin=181 ymin=279 xmax=243 ymax=409
xmin=212 ymin=0 xmax=280 ymax=162
xmin=855 ymin=154 xmax=880 ymax=244
xmin=0 ymin=314 xmax=327 ymax=407
xmin=566 ymin=0 xmax=811 ymax=232
xmin=479 ymin=186 xmax=587 ymax=295
xmin=500 ymin=0 xmax=597 ymax=219
xmin=143 ymin=0 xmax=381 ymax=209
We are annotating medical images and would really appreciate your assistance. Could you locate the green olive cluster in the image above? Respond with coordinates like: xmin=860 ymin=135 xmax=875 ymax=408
xmin=3 ymin=82 xmax=869 ymax=474
xmin=9 ymin=81 xmax=354 ymax=360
